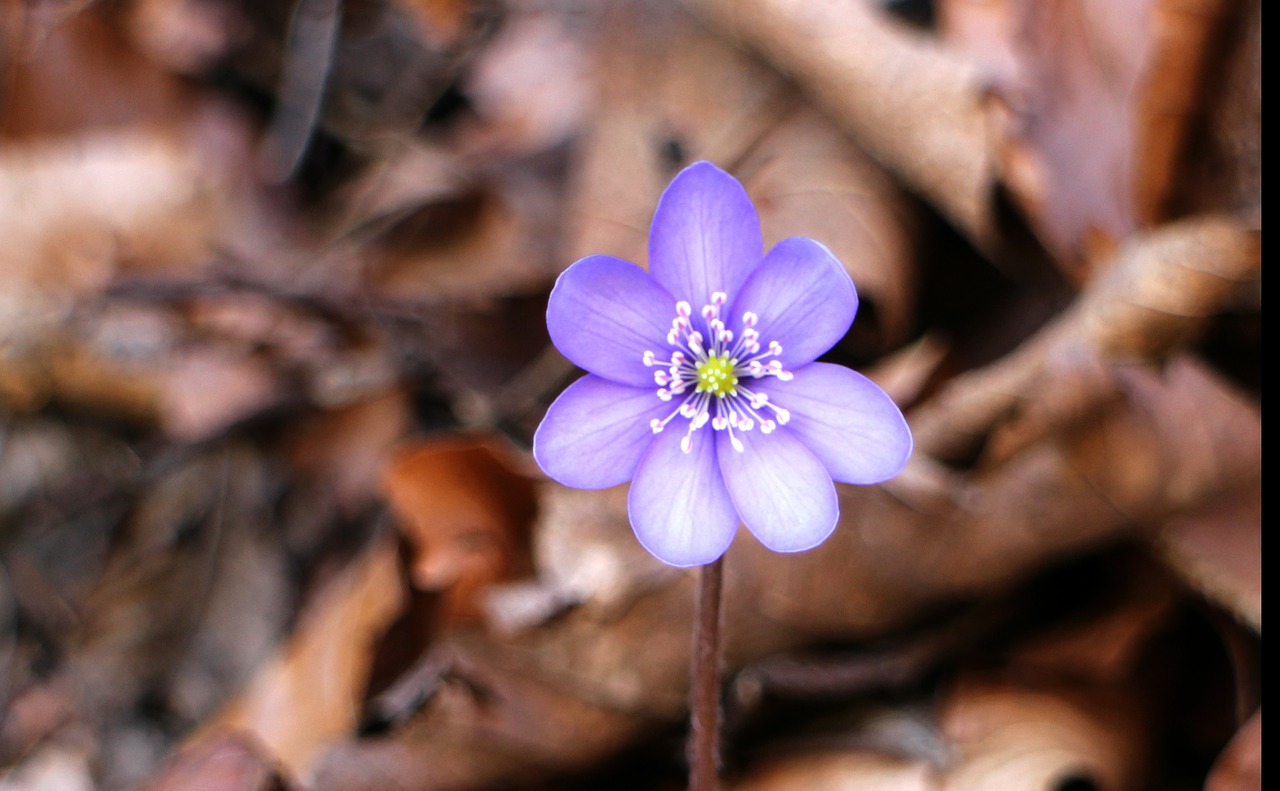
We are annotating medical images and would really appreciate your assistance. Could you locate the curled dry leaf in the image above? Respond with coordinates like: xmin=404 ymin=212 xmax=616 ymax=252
xmin=910 ymin=216 xmax=1260 ymax=463
xmin=938 ymin=677 xmax=1147 ymax=791
xmin=382 ymin=434 xmax=536 ymax=625
xmin=940 ymin=0 xmax=1236 ymax=273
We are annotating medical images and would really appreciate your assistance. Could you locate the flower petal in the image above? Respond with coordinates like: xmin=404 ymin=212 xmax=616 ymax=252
xmin=628 ymin=428 xmax=739 ymax=567
xmin=731 ymin=237 xmax=857 ymax=368
xmin=716 ymin=427 xmax=838 ymax=553
xmin=648 ymin=161 xmax=763 ymax=306
xmin=534 ymin=375 xmax=669 ymax=489
xmin=547 ymin=255 xmax=676 ymax=387
xmin=754 ymin=363 xmax=912 ymax=484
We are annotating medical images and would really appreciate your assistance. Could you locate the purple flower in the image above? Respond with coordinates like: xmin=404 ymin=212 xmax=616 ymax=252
xmin=534 ymin=162 xmax=912 ymax=567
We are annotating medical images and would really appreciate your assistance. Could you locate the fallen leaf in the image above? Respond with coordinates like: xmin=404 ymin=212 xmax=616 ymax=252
xmin=940 ymin=0 xmax=1236 ymax=275
xmin=382 ymin=434 xmax=536 ymax=625
xmin=138 ymin=732 xmax=293 ymax=791
xmin=938 ymin=677 xmax=1147 ymax=791
xmin=733 ymin=752 xmax=932 ymax=791
xmin=1206 ymin=708 xmax=1261 ymax=791
xmin=1154 ymin=484 xmax=1261 ymax=631
xmin=209 ymin=535 xmax=404 ymax=781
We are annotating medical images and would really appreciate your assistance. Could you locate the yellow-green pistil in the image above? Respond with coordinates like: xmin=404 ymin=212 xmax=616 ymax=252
xmin=696 ymin=353 xmax=738 ymax=398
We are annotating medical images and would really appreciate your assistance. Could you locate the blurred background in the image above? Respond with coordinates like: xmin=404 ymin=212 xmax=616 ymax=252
xmin=0 ymin=0 xmax=1260 ymax=789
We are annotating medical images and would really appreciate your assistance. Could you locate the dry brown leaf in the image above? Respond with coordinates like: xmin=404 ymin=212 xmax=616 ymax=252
xmin=910 ymin=216 xmax=1259 ymax=462
xmin=382 ymin=434 xmax=536 ymax=625
xmin=939 ymin=0 xmax=1235 ymax=274
xmin=1206 ymin=708 xmax=1261 ymax=791
xmin=1154 ymin=483 xmax=1261 ymax=631
xmin=138 ymin=732 xmax=293 ymax=791
xmin=938 ymin=677 xmax=1147 ymax=791
xmin=0 ymin=4 xmax=194 ymax=140
xmin=733 ymin=752 xmax=933 ymax=791
xmin=684 ymin=0 xmax=999 ymax=254
xmin=209 ymin=535 xmax=405 ymax=781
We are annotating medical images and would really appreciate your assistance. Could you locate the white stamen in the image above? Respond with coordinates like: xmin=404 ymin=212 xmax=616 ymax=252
xmin=649 ymin=293 xmax=798 ymax=453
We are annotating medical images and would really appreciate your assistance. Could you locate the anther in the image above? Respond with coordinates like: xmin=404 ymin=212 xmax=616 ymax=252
xmin=643 ymin=351 xmax=657 ymax=366
xmin=676 ymin=301 xmax=692 ymax=317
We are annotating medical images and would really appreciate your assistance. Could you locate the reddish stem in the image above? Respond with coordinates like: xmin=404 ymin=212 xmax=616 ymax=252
xmin=688 ymin=556 xmax=724 ymax=791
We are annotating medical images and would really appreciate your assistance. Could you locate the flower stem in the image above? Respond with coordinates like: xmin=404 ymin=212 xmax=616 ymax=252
xmin=689 ymin=556 xmax=724 ymax=791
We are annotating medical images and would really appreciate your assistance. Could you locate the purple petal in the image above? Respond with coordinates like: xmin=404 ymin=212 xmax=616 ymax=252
xmin=754 ymin=363 xmax=912 ymax=484
xmin=731 ymin=237 xmax=857 ymax=368
xmin=648 ymin=162 xmax=763 ymax=306
xmin=628 ymin=428 xmax=739 ymax=567
xmin=547 ymin=255 xmax=676 ymax=387
xmin=716 ymin=427 xmax=838 ymax=553
xmin=534 ymin=375 xmax=669 ymax=489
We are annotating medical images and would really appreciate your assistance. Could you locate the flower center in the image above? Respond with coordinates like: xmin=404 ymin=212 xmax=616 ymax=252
xmin=642 ymin=292 xmax=792 ymax=454
xmin=696 ymin=353 xmax=738 ymax=397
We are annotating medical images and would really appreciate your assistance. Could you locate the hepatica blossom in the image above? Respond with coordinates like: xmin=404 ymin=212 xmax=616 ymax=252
xmin=534 ymin=162 xmax=911 ymax=567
